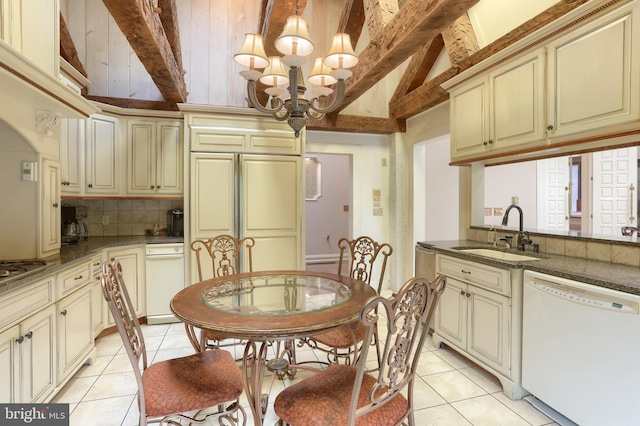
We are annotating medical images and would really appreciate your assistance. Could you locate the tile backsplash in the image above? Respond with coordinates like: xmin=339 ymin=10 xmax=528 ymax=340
xmin=61 ymin=199 xmax=183 ymax=237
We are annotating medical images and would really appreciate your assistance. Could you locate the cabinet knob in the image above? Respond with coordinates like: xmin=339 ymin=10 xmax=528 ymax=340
xmin=547 ymin=124 xmax=554 ymax=130
xmin=466 ymin=292 xmax=471 ymax=298
xmin=460 ymin=290 xmax=465 ymax=295
xmin=483 ymin=141 xmax=488 ymax=146
xmin=88 ymin=184 xmax=93 ymax=188
xmin=52 ymin=203 xmax=59 ymax=208
xmin=16 ymin=336 xmax=24 ymax=344
xmin=61 ymin=309 xmax=67 ymax=316
xmin=488 ymin=140 xmax=493 ymax=145
xmin=150 ymin=185 xmax=155 ymax=189
xmin=25 ymin=331 xmax=33 ymax=339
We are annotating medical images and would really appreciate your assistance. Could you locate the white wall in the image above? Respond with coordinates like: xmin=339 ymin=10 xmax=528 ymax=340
xmin=484 ymin=162 xmax=538 ymax=229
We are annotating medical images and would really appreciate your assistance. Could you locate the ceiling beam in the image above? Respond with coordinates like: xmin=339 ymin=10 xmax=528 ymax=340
xmin=157 ymin=0 xmax=184 ymax=73
xmin=59 ymin=13 xmax=87 ymax=78
xmin=441 ymin=12 xmax=479 ymax=69
xmin=336 ymin=0 xmax=366 ymax=46
xmin=389 ymin=0 xmax=591 ymax=120
xmin=363 ymin=0 xmax=399 ymax=39
xmin=338 ymin=0 xmax=481 ymax=112
xmin=307 ymin=114 xmax=405 ymax=134
xmin=102 ymin=0 xmax=187 ymax=103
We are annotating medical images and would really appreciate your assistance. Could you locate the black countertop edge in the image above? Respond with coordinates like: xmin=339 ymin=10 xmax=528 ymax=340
xmin=417 ymin=240 xmax=640 ymax=296
xmin=0 ymin=236 xmax=184 ymax=296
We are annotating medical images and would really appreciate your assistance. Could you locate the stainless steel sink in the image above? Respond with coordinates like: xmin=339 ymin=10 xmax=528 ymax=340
xmin=458 ymin=248 xmax=541 ymax=261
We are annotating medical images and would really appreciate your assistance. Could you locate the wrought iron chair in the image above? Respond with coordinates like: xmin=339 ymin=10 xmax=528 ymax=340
xmin=186 ymin=234 xmax=255 ymax=352
xmin=101 ymin=260 xmax=245 ymax=426
xmin=299 ymin=236 xmax=392 ymax=368
xmin=275 ymin=274 xmax=446 ymax=425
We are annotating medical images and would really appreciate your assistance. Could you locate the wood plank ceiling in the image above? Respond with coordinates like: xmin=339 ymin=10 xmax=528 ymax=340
xmin=63 ymin=0 xmax=590 ymax=134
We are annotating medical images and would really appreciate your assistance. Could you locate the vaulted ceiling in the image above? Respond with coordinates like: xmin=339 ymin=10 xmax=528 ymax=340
xmin=60 ymin=0 xmax=589 ymax=134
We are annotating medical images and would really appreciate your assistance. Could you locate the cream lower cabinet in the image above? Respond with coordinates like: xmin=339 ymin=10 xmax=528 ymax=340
xmin=0 ymin=304 xmax=56 ymax=403
xmin=433 ymin=254 xmax=526 ymax=399
xmin=90 ymin=255 xmax=105 ymax=336
xmin=56 ymin=285 xmax=93 ymax=385
xmin=39 ymin=157 xmax=61 ymax=258
xmin=104 ymin=246 xmax=145 ymax=325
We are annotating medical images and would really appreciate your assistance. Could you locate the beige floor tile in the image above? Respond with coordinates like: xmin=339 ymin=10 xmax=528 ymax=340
xmin=95 ymin=338 xmax=123 ymax=357
xmin=158 ymin=332 xmax=193 ymax=350
xmin=52 ymin=376 xmax=98 ymax=404
xmin=416 ymin=351 xmax=457 ymax=376
xmin=83 ymin=372 xmax=138 ymax=401
xmin=72 ymin=355 xmax=111 ymax=378
xmin=414 ymin=403 xmax=474 ymax=425
xmin=492 ymin=392 xmax=556 ymax=426
xmin=458 ymin=366 xmax=503 ymax=394
xmin=102 ymin=353 xmax=134 ymax=375
xmin=423 ymin=370 xmax=488 ymax=403
xmin=70 ymin=395 xmax=135 ymax=426
xmin=150 ymin=346 xmax=197 ymax=363
xmin=433 ymin=346 xmax=475 ymax=370
xmin=139 ymin=323 xmax=170 ymax=336
xmin=452 ymin=394 xmax=530 ymax=426
xmin=411 ymin=377 xmax=447 ymax=409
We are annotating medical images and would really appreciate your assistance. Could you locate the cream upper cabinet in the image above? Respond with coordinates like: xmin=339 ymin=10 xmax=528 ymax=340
xmin=126 ymin=119 xmax=183 ymax=195
xmin=450 ymin=48 xmax=546 ymax=161
xmin=546 ymin=1 xmax=640 ymax=140
xmin=40 ymin=158 xmax=60 ymax=257
xmin=59 ymin=118 xmax=84 ymax=194
xmin=86 ymin=114 xmax=121 ymax=194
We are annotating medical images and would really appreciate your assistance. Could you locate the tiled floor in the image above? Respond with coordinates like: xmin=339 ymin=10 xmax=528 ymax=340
xmin=52 ymin=262 xmax=557 ymax=426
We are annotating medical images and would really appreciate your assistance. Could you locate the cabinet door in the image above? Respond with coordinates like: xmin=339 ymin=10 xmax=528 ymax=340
xmin=60 ymin=118 xmax=84 ymax=194
xmin=490 ymin=48 xmax=546 ymax=149
xmin=450 ymin=77 xmax=490 ymax=159
xmin=467 ymin=286 xmax=510 ymax=376
xmin=547 ymin=2 xmax=640 ymax=138
xmin=127 ymin=120 xmax=156 ymax=194
xmin=21 ymin=305 xmax=55 ymax=402
xmin=57 ymin=287 xmax=93 ymax=384
xmin=91 ymin=273 xmax=104 ymax=336
xmin=434 ymin=277 xmax=467 ymax=350
xmin=105 ymin=246 xmax=145 ymax=325
xmin=0 ymin=325 xmax=19 ymax=402
xmin=156 ymin=121 xmax=183 ymax=194
xmin=242 ymin=154 xmax=302 ymax=271
xmin=40 ymin=158 xmax=60 ymax=257
xmin=86 ymin=115 xmax=120 ymax=194
xmin=190 ymin=153 xmax=236 ymax=237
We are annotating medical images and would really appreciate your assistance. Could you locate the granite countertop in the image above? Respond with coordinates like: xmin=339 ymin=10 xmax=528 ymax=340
xmin=418 ymin=240 xmax=640 ymax=295
xmin=0 ymin=236 xmax=184 ymax=296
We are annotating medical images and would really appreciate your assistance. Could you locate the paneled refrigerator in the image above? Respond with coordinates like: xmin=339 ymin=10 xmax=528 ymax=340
xmin=189 ymin=152 xmax=303 ymax=282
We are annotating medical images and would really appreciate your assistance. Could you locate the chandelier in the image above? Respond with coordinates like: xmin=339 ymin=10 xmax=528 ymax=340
xmin=233 ymin=9 xmax=358 ymax=137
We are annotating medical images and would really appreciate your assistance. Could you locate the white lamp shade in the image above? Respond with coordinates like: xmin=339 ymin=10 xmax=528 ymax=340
xmin=234 ymin=33 xmax=270 ymax=69
xmin=275 ymin=16 xmax=314 ymax=57
xmin=308 ymin=57 xmax=337 ymax=86
xmin=324 ymin=33 xmax=358 ymax=69
xmin=259 ymin=56 xmax=289 ymax=87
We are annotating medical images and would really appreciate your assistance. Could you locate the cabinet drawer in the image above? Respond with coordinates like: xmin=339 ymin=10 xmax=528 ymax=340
xmin=57 ymin=261 xmax=92 ymax=299
xmin=0 ymin=276 xmax=54 ymax=329
xmin=437 ymin=255 xmax=510 ymax=296
xmin=90 ymin=255 xmax=102 ymax=276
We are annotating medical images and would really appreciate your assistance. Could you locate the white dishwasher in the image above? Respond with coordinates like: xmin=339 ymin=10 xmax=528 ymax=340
xmin=522 ymin=270 xmax=640 ymax=426
xmin=145 ymin=243 xmax=185 ymax=324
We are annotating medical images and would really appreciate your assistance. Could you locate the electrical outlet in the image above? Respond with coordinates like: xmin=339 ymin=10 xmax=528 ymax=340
xmin=102 ymin=215 xmax=109 ymax=225
xmin=373 ymin=207 xmax=383 ymax=216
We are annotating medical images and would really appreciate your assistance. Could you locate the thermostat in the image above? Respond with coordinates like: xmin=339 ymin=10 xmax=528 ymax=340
xmin=22 ymin=161 xmax=37 ymax=182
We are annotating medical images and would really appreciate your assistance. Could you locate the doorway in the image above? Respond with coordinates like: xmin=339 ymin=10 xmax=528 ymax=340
xmin=304 ymin=153 xmax=352 ymax=270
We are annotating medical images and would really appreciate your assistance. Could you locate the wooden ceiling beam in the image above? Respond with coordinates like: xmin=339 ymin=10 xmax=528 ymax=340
xmin=59 ymin=13 xmax=87 ymax=78
xmin=441 ymin=12 xmax=479 ymax=69
xmin=338 ymin=0 xmax=481 ymax=112
xmin=389 ymin=34 xmax=443 ymax=105
xmin=336 ymin=0 xmax=366 ymax=46
xmin=306 ymin=114 xmax=405 ymax=134
xmin=389 ymin=0 xmax=591 ymax=120
xmin=158 ymin=0 xmax=184 ymax=73
xmin=102 ymin=0 xmax=187 ymax=103
xmin=363 ymin=0 xmax=399 ymax=39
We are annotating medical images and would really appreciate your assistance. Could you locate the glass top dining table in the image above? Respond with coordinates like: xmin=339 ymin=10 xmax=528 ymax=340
xmin=170 ymin=270 xmax=377 ymax=425
xmin=170 ymin=270 xmax=377 ymax=341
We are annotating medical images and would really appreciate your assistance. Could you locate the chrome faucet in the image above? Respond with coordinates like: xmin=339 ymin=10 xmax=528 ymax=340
xmin=501 ymin=204 xmax=531 ymax=251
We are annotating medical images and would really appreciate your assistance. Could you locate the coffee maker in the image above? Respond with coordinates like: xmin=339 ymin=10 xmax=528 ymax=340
xmin=167 ymin=208 xmax=184 ymax=237
xmin=62 ymin=205 xmax=89 ymax=244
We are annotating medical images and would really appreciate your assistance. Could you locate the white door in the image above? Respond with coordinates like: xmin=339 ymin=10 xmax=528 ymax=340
xmin=592 ymin=147 xmax=638 ymax=236
xmin=537 ymin=157 xmax=570 ymax=231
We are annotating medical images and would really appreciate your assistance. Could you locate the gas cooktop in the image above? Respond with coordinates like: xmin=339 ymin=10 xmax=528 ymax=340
xmin=0 ymin=259 xmax=49 ymax=284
